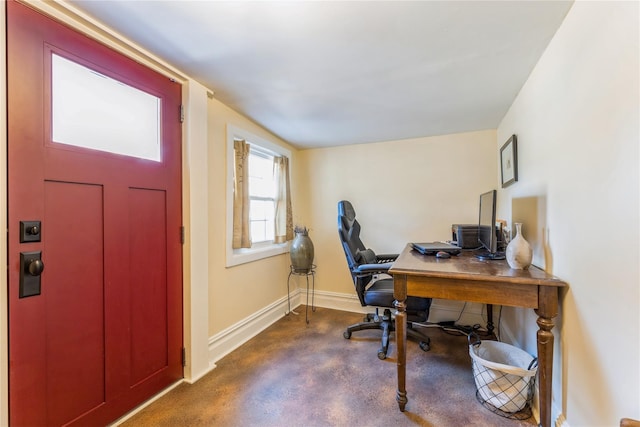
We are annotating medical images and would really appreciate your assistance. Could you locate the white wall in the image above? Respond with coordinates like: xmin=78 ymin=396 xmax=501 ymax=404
xmin=497 ymin=2 xmax=639 ymax=425
xmin=299 ymin=130 xmax=498 ymax=322
xmin=206 ymin=97 xmax=299 ymax=336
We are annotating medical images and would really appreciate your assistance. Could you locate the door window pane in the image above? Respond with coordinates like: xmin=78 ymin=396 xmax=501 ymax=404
xmin=52 ymin=53 xmax=162 ymax=162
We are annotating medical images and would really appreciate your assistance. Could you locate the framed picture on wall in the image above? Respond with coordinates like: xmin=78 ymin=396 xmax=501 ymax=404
xmin=500 ymin=135 xmax=518 ymax=188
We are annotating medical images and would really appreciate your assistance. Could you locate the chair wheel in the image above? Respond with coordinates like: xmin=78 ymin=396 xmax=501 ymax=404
xmin=343 ymin=331 xmax=351 ymax=339
xmin=377 ymin=350 xmax=387 ymax=360
xmin=419 ymin=341 xmax=430 ymax=352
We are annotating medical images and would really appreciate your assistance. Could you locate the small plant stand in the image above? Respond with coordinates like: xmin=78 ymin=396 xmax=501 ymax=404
xmin=285 ymin=264 xmax=316 ymax=324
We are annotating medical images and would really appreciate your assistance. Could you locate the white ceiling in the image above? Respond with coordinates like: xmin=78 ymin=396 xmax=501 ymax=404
xmin=67 ymin=1 xmax=573 ymax=149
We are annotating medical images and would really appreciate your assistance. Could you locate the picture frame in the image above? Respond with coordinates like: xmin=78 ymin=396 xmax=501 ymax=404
xmin=500 ymin=134 xmax=518 ymax=188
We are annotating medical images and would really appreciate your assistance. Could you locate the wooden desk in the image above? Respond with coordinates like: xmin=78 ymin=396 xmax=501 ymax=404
xmin=390 ymin=245 xmax=566 ymax=427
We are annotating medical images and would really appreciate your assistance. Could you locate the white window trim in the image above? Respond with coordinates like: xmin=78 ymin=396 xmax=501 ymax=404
xmin=225 ymin=124 xmax=291 ymax=267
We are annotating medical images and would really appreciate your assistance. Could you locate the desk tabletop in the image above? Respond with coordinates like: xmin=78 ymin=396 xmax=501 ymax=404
xmin=389 ymin=244 xmax=567 ymax=288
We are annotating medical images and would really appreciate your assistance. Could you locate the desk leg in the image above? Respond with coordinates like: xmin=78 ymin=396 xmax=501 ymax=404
xmin=535 ymin=286 xmax=559 ymax=427
xmin=486 ymin=304 xmax=494 ymax=336
xmin=394 ymin=275 xmax=408 ymax=411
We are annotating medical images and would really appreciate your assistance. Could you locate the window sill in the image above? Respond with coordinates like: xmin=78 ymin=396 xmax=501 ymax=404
xmin=226 ymin=242 xmax=289 ymax=267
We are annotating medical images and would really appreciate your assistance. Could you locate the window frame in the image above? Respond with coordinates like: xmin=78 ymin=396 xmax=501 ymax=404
xmin=225 ymin=124 xmax=291 ymax=267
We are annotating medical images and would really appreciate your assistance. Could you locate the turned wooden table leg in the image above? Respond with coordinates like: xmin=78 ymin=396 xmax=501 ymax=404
xmin=486 ymin=304 xmax=494 ymax=336
xmin=394 ymin=275 xmax=408 ymax=411
xmin=535 ymin=286 xmax=559 ymax=427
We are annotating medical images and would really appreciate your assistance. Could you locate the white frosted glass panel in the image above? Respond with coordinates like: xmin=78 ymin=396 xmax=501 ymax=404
xmin=52 ymin=54 xmax=161 ymax=161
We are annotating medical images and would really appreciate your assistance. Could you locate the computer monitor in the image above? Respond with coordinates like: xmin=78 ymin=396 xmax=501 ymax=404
xmin=476 ymin=189 xmax=505 ymax=260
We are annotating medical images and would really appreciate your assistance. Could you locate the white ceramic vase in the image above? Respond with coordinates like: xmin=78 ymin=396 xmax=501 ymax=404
xmin=506 ymin=223 xmax=532 ymax=269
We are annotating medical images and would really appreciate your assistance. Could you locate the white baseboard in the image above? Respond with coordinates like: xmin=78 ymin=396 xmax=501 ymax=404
xmin=208 ymin=291 xmax=300 ymax=365
xmin=304 ymin=288 xmax=488 ymax=326
xmin=427 ymin=300 xmax=486 ymax=326
xmin=307 ymin=289 xmax=368 ymax=313
xmin=206 ymin=289 xmax=372 ymax=366
xmin=184 ymin=362 xmax=217 ymax=385
xmin=207 ymin=289 xmax=489 ymax=367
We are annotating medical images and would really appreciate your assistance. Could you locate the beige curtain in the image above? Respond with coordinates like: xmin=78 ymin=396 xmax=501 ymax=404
xmin=232 ymin=139 xmax=251 ymax=249
xmin=274 ymin=155 xmax=293 ymax=243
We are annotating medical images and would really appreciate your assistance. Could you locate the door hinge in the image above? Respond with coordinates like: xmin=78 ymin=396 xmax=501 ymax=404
xmin=180 ymin=105 xmax=185 ymax=123
xmin=182 ymin=347 xmax=186 ymax=367
xmin=180 ymin=226 xmax=185 ymax=244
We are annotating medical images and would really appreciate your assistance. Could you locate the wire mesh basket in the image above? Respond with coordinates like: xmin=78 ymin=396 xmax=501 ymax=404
xmin=468 ymin=335 xmax=538 ymax=420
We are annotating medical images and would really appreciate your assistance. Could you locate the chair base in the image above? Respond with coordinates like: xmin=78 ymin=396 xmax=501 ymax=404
xmin=343 ymin=308 xmax=430 ymax=360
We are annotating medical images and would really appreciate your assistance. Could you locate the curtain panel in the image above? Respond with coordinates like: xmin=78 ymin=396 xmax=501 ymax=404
xmin=274 ymin=155 xmax=293 ymax=243
xmin=232 ymin=139 xmax=251 ymax=249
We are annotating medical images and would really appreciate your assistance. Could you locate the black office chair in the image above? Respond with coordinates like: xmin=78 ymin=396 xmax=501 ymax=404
xmin=338 ymin=200 xmax=431 ymax=360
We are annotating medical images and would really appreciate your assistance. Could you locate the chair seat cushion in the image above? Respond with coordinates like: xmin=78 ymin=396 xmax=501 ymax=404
xmin=363 ymin=278 xmax=430 ymax=313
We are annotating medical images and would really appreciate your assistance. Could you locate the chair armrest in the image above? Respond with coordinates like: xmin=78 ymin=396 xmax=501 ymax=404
xmin=375 ymin=254 xmax=398 ymax=263
xmin=353 ymin=262 xmax=394 ymax=275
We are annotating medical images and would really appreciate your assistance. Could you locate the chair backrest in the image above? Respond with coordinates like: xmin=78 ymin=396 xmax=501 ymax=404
xmin=338 ymin=200 xmax=366 ymax=270
xmin=338 ymin=200 xmax=371 ymax=306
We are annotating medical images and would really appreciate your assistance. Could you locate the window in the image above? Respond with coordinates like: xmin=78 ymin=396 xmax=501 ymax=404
xmin=51 ymin=53 xmax=162 ymax=161
xmin=226 ymin=125 xmax=292 ymax=266
xmin=248 ymin=148 xmax=276 ymax=244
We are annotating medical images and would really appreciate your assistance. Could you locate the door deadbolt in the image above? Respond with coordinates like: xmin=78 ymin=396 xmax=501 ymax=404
xmin=20 ymin=221 xmax=41 ymax=243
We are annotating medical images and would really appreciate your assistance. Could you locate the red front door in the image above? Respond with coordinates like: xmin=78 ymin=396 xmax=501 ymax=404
xmin=7 ymin=2 xmax=183 ymax=425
